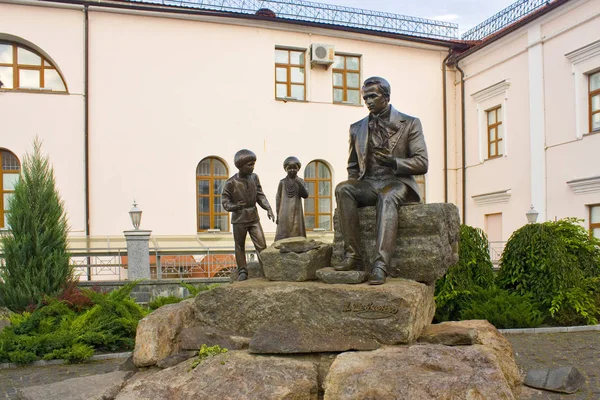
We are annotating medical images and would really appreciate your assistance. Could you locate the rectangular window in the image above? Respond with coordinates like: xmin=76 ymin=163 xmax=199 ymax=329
xmin=332 ymin=54 xmax=361 ymax=105
xmin=275 ymin=48 xmax=305 ymax=101
xmin=486 ymin=106 xmax=503 ymax=159
xmin=589 ymin=71 xmax=600 ymax=132
xmin=590 ymin=204 xmax=600 ymax=239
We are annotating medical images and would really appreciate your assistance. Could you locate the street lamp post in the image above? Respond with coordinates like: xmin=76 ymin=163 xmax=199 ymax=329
xmin=526 ymin=205 xmax=539 ymax=224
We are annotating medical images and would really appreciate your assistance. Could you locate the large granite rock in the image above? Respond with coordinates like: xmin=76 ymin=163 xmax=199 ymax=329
xmin=332 ymin=203 xmax=460 ymax=283
xmin=133 ymin=299 xmax=195 ymax=367
xmin=189 ymin=279 xmax=435 ymax=354
xmin=178 ymin=325 xmax=250 ymax=351
xmin=262 ymin=237 xmax=332 ymax=281
xmin=316 ymin=267 xmax=368 ymax=284
xmin=18 ymin=371 xmax=134 ymax=400
xmin=323 ymin=344 xmax=518 ymax=399
xmin=117 ymin=350 xmax=319 ymax=400
xmin=418 ymin=320 xmax=522 ymax=394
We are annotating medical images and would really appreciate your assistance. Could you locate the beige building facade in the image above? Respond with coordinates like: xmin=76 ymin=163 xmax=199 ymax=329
xmin=1 ymin=0 xmax=599 ymax=252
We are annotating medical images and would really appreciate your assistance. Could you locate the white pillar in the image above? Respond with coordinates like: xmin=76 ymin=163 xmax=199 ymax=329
xmin=528 ymin=25 xmax=547 ymax=222
xmin=124 ymin=229 xmax=152 ymax=280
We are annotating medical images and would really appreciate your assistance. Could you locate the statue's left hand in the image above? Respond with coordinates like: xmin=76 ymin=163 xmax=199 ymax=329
xmin=374 ymin=151 xmax=395 ymax=168
xmin=267 ymin=209 xmax=276 ymax=222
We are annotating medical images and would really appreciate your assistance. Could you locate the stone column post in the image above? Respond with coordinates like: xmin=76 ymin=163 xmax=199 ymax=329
xmin=124 ymin=229 xmax=153 ymax=280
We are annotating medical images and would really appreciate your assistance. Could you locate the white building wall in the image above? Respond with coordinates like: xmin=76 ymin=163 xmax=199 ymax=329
xmin=0 ymin=2 xmax=86 ymax=234
xmin=456 ymin=0 xmax=600 ymax=240
xmin=1 ymin=1 xmax=451 ymax=237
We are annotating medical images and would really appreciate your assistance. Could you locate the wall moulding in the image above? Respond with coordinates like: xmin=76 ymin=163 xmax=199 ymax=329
xmin=472 ymin=189 xmax=511 ymax=206
xmin=567 ymin=176 xmax=600 ymax=195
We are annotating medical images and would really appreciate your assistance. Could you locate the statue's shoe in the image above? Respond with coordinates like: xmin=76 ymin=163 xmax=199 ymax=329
xmin=368 ymin=267 xmax=387 ymax=285
xmin=333 ymin=257 xmax=363 ymax=271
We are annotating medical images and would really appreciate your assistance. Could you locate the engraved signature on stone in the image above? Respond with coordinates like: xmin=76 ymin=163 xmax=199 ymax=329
xmin=342 ymin=301 xmax=399 ymax=319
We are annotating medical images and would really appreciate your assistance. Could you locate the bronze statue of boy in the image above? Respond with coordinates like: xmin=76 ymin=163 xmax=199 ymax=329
xmin=222 ymin=149 xmax=275 ymax=281
xmin=334 ymin=76 xmax=428 ymax=285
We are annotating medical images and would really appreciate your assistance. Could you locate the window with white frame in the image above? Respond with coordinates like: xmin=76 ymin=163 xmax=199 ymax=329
xmin=1 ymin=149 xmax=21 ymax=229
xmin=471 ymin=80 xmax=509 ymax=162
xmin=590 ymin=204 xmax=600 ymax=239
xmin=590 ymin=71 xmax=600 ymax=132
xmin=565 ymin=40 xmax=600 ymax=138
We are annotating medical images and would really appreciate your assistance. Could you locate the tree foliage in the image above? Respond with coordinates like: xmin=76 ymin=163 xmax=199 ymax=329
xmin=0 ymin=139 xmax=73 ymax=311
xmin=434 ymin=225 xmax=495 ymax=322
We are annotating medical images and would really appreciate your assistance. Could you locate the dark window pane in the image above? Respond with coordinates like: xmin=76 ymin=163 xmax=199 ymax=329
xmin=214 ymin=179 xmax=226 ymax=194
xmin=305 ymin=215 xmax=315 ymax=230
xmin=198 ymin=180 xmax=209 ymax=195
xmin=213 ymin=215 xmax=228 ymax=231
xmin=318 ymin=215 xmax=331 ymax=230
xmin=304 ymin=163 xmax=316 ymax=178
xmin=198 ymin=197 xmax=210 ymax=213
xmin=199 ymin=215 xmax=210 ymax=230
xmin=197 ymin=160 xmax=211 ymax=176
xmin=304 ymin=197 xmax=315 ymax=213
xmin=318 ymin=163 xmax=331 ymax=178
xmin=212 ymin=159 xmax=227 ymax=176
xmin=318 ymin=181 xmax=331 ymax=196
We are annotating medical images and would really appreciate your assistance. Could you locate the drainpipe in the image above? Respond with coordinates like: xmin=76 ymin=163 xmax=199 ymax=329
xmin=442 ymin=50 xmax=451 ymax=204
xmin=455 ymin=61 xmax=466 ymax=224
xmin=84 ymin=4 xmax=90 ymax=237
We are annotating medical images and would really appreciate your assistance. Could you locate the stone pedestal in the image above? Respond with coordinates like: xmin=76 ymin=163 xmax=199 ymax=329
xmin=332 ymin=203 xmax=460 ymax=283
xmin=261 ymin=237 xmax=332 ymax=282
xmin=124 ymin=229 xmax=152 ymax=280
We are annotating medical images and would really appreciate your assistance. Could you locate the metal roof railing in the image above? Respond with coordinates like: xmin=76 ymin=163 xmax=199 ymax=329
xmin=129 ymin=0 xmax=459 ymax=40
xmin=462 ymin=0 xmax=555 ymax=41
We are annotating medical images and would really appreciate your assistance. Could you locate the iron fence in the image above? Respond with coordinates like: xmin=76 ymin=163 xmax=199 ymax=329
xmin=1 ymin=247 xmax=248 ymax=282
xmin=462 ymin=0 xmax=554 ymax=41
xmin=131 ymin=0 xmax=459 ymax=40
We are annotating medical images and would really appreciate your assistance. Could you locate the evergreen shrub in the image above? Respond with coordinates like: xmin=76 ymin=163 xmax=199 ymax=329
xmin=497 ymin=218 xmax=600 ymax=325
xmin=0 ymin=282 xmax=147 ymax=364
xmin=0 ymin=139 xmax=72 ymax=312
xmin=434 ymin=225 xmax=495 ymax=322
xmin=458 ymin=286 xmax=544 ymax=329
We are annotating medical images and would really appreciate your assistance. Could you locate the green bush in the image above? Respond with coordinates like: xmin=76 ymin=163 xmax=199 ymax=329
xmin=458 ymin=286 xmax=544 ymax=329
xmin=0 ymin=282 xmax=147 ymax=364
xmin=434 ymin=225 xmax=495 ymax=322
xmin=497 ymin=218 xmax=600 ymax=325
xmin=148 ymin=296 xmax=182 ymax=311
xmin=0 ymin=139 xmax=73 ymax=312
xmin=148 ymin=282 xmax=223 ymax=311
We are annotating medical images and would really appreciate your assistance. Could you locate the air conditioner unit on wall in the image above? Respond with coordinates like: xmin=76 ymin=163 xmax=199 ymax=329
xmin=311 ymin=44 xmax=335 ymax=67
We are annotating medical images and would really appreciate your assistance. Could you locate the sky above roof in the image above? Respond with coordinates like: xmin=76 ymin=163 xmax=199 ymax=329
xmin=309 ymin=0 xmax=518 ymax=35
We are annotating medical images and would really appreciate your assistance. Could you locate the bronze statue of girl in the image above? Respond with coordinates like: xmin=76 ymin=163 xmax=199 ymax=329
xmin=274 ymin=156 xmax=309 ymax=241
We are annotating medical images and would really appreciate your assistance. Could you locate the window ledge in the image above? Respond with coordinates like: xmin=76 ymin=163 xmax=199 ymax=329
xmin=333 ymin=101 xmax=362 ymax=107
xmin=0 ymin=88 xmax=68 ymax=95
xmin=567 ymin=176 xmax=600 ymax=195
xmin=583 ymin=130 xmax=600 ymax=137
xmin=472 ymin=189 xmax=511 ymax=206
xmin=275 ymin=97 xmax=307 ymax=103
xmin=484 ymin=154 xmax=505 ymax=162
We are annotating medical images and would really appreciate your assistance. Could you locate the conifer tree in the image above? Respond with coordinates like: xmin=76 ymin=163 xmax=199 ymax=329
xmin=0 ymin=138 xmax=73 ymax=311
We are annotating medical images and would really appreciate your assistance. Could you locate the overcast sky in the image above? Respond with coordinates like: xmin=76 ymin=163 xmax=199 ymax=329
xmin=309 ymin=0 xmax=519 ymax=35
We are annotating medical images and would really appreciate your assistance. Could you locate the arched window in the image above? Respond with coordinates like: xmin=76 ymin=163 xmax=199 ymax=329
xmin=197 ymin=157 xmax=229 ymax=232
xmin=304 ymin=160 xmax=332 ymax=231
xmin=0 ymin=42 xmax=67 ymax=92
xmin=1 ymin=149 xmax=21 ymax=229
